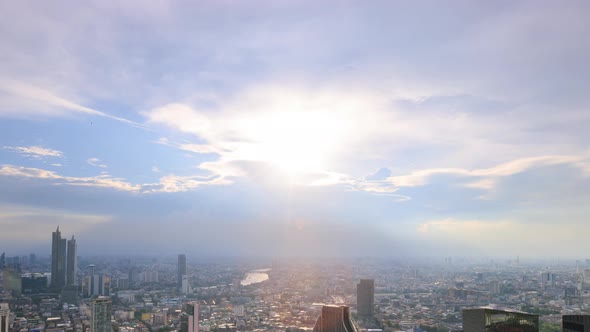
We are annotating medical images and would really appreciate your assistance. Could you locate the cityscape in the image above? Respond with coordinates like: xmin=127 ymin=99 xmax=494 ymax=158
xmin=4 ymin=228 xmax=590 ymax=331
xmin=1 ymin=1 xmax=590 ymax=332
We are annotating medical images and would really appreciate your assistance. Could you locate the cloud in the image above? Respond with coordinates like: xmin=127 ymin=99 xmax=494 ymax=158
xmin=4 ymin=145 xmax=63 ymax=159
xmin=151 ymin=166 xmax=160 ymax=173
xmin=0 ymin=80 xmax=143 ymax=126
xmin=0 ymin=164 xmax=140 ymax=192
xmin=0 ymin=164 xmax=229 ymax=194
xmin=383 ymin=153 xmax=590 ymax=190
xmin=87 ymin=157 xmax=108 ymax=168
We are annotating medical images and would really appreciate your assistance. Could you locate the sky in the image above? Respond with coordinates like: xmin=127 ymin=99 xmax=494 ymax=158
xmin=0 ymin=1 xmax=589 ymax=258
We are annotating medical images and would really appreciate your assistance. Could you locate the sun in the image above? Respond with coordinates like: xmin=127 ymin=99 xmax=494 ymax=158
xmin=230 ymin=109 xmax=349 ymax=174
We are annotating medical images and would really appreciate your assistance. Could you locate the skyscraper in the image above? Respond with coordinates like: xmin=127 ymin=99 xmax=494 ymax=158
xmin=356 ymin=279 xmax=374 ymax=317
xmin=313 ymin=305 xmax=357 ymax=332
xmin=51 ymin=226 xmax=67 ymax=289
xmin=91 ymin=297 xmax=112 ymax=332
xmin=178 ymin=254 xmax=187 ymax=291
xmin=67 ymin=236 xmax=77 ymax=286
xmin=180 ymin=302 xmax=199 ymax=332
xmin=0 ymin=303 xmax=9 ymax=332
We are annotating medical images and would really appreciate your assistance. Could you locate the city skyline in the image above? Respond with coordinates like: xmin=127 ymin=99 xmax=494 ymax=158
xmin=1 ymin=1 xmax=589 ymax=258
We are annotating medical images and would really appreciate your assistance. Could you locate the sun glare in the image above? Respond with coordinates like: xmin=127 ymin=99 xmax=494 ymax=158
xmin=231 ymin=110 xmax=349 ymax=174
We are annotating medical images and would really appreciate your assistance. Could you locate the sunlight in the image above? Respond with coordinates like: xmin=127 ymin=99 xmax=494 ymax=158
xmin=231 ymin=109 xmax=350 ymax=174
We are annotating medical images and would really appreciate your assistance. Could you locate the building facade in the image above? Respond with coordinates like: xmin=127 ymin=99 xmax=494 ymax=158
xmin=0 ymin=303 xmax=9 ymax=332
xmin=91 ymin=297 xmax=112 ymax=332
xmin=51 ymin=227 xmax=67 ymax=289
xmin=66 ymin=236 xmax=77 ymax=286
xmin=563 ymin=315 xmax=590 ymax=332
xmin=178 ymin=254 xmax=187 ymax=291
xmin=313 ymin=305 xmax=357 ymax=332
xmin=180 ymin=302 xmax=199 ymax=332
xmin=356 ymin=279 xmax=374 ymax=317
xmin=462 ymin=307 xmax=538 ymax=332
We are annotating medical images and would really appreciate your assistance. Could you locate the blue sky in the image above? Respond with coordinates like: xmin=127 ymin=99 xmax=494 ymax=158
xmin=1 ymin=1 xmax=589 ymax=258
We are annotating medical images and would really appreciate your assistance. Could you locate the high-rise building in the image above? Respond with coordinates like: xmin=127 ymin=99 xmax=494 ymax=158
xmin=181 ymin=274 xmax=191 ymax=294
xmin=51 ymin=226 xmax=67 ymax=289
xmin=178 ymin=254 xmax=187 ymax=291
xmin=0 ymin=303 xmax=9 ymax=332
xmin=462 ymin=307 xmax=538 ymax=332
xmin=563 ymin=315 xmax=590 ymax=332
xmin=83 ymin=274 xmax=111 ymax=297
xmin=356 ymin=279 xmax=374 ymax=317
xmin=312 ymin=305 xmax=357 ymax=332
xmin=67 ymin=236 xmax=77 ymax=286
xmin=91 ymin=297 xmax=112 ymax=332
xmin=180 ymin=302 xmax=199 ymax=332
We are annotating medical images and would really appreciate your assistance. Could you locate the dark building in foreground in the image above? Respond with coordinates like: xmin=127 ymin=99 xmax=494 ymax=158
xmin=462 ymin=307 xmax=538 ymax=332
xmin=564 ymin=315 xmax=590 ymax=332
xmin=356 ymin=279 xmax=374 ymax=316
xmin=313 ymin=305 xmax=357 ymax=332
xmin=180 ymin=302 xmax=199 ymax=332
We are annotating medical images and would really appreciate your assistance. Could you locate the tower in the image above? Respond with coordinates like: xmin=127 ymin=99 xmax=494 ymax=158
xmin=180 ymin=302 xmax=199 ymax=332
xmin=0 ymin=303 xmax=9 ymax=332
xmin=67 ymin=236 xmax=77 ymax=285
xmin=91 ymin=297 xmax=112 ymax=332
xmin=356 ymin=279 xmax=374 ymax=317
xmin=313 ymin=305 xmax=357 ymax=332
xmin=178 ymin=254 xmax=187 ymax=291
xmin=51 ymin=226 xmax=67 ymax=289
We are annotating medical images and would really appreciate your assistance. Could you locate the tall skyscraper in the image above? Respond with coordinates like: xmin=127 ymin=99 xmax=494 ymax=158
xmin=180 ymin=302 xmax=199 ymax=332
xmin=67 ymin=236 xmax=77 ymax=286
xmin=0 ymin=303 xmax=9 ymax=332
xmin=51 ymin=226 xmax=67 ymax=289
xmin=312 ymin=305 xmax=357 ymax=332
xmin=356 ymin=279 xmax=374 ymax=317
xmin=178 ymin=254 xmax=187 ymax=291
xmin=91 ymin=297 xmax=112 ymax=332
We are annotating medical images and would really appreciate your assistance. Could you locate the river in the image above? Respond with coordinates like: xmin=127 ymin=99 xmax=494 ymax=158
xmin=240 ymin=268 xmax=270 ymax=286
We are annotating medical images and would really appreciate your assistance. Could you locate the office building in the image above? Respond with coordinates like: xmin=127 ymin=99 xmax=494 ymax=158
xmin=83 ymin=274 xmax=111 ymax=297
xmin=61 ymin=285 xmax=80 ymax=305
xmin=356 ymin=279 xmax=374 ymax=316
xmin=67 ymin=236 xmax=77 ymax=286
xmin=312 ymin=305 xmax=357 ymax=332
xmin=180 ymin=302 xmax=199 ymax=332
xmin=462 ymin=307 xmax=538 ymax=332
xmin=564 ymin=315 xmax=590 ymax=332
xmin=21 ymin=273 xmax=48 ymax=294
xmin=91 ymin=297 xmax=112 ymax=332
xmin=51 ymin=226 xmax=67 ymax=289
xmin=0 ymin=303 xmax=9 ymax=332
xmin=178 ymin=254 xmax=187 ymax=291
xmin=181 ymin=274 xmax=192 ymax=294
